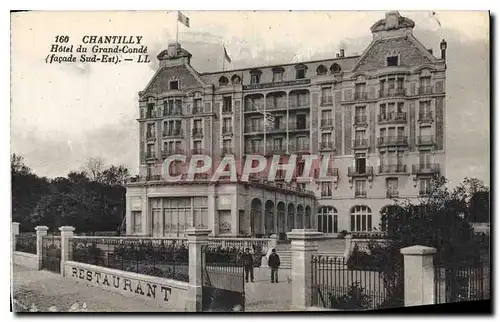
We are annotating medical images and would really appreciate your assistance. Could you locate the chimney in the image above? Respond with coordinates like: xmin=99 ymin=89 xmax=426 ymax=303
xmin=440 ymin=39 xmax=448 ymax=60
xmin=336 ymin=53 xmax=340 ymax=58
xmin=339 ymin=49 xmax=345 ymax=57
xmin=428 ymin=49 xmax=433 ymax=55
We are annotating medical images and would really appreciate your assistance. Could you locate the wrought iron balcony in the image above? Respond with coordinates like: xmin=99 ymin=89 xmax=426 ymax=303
xmin=245 ymin=125 xmax=264 ymax=133
xmin=222 ymin=126 xmax=233 ymax=135
xmin=192 ymin=128 xmax=203 ymax=136
xmin=244 ymin=103 xmax=262 ymax=111
xmin=378 ymin=164 xmax=407 ymax=174
xmin=289 ymin=141 xmax=310 ymax=153
xmin=412 ymin=163 xmax=440 ymax=174
xmin=163 ymin=108 xmax=182 ymax=117
xmin=320 ymin=119 xmax=333 ymax=128
xmin=379 ymin=88 xmax=406 ymax=98
xmin=386 ymin=190 xmax=399 ymax=198
xmin=377 ymin=136 xmax=408 ymax=147
xmin=418 ymin=86 xmax=434 ymax=95
xmin=378 ymin=112 xmax=407 ymax=123
xmin=146 ymin=175 xmax=162 ymax=181
xmin=266 ymin=125 xmax=287 ymax=133
xmin=354 ymin=115 xmax=368 ymax=125
xmin=353 ymin=139 xmax=368 ymax=149
xmin=319 ymin=141 xmax=335 ymax=151
xmin=355 ymin=190 xmax=367 ymax=198
xmin=418 ymin=112 xmax=433 ymax=122
xmin=416 ymin=136 xmax=435 ymax=146
xmin=191 ymin=148 xmax=205 ymax=155
xmin=288 ymin=123 xmax=309 ymax=131
xmin=266 ymin=146 xmax=287 ymax=155
xmin=347 ymin=166 xmax=373 ymax=177
xmin=289 ymin=100 xmax=310 ymax=108
xmin=145 ymin=152 xmax=156 ymax=159
xmin=245 ymin=146 xmax=265 ymax=154
xmin=354 ymin=92 xmax=368 ymax=101
xmin=162 ymin=148 xmax=184 ymax=158
xmin=163 ymin=128 xmax=182 ymax=137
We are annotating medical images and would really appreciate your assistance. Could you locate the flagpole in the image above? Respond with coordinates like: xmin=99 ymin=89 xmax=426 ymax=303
xmin=176 ymin=11 xmax=179 ymax=44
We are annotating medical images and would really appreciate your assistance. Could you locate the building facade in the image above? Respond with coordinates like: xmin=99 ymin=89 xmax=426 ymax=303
xmin=125 ymin=11 xmax=447 ymax=237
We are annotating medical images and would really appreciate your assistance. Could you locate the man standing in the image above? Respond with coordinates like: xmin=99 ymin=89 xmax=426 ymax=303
xmin=241 ymin=248 xmax=254 ymax=283
xmin=268 ymin=248 xmax=281 ymax=283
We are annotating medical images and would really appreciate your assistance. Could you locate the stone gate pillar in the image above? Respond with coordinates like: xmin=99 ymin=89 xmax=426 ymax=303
xmin=11 ymin=222 xmax=20 ymax=254
xmin=59 ymin=226 xmax=75 ymax=276
xmin=287 ymin=229 xmax=323 ymax=310
xmin=400 ymin=245 xmax=437 ymax=307
xmin=186 ymin=227 xmax=211 ymax=312
xmin=35 ymin=226 xmax=49 ymax=270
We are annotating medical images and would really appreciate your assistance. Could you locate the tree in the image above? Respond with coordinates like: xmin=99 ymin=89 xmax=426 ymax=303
xmin=82 ymin=157 xmax=105 ymax=182
xmin=469 ymin=190 xmax=490 ymax=223
xmin=101 ymin=165 xmax=130 ymax=186
xmin=11 ymin=154 xmax=31 ymax=175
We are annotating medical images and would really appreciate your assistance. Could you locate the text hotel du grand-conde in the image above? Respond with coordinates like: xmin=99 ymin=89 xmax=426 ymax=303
xmin=46 ymin=35 xmax=151 ymax=64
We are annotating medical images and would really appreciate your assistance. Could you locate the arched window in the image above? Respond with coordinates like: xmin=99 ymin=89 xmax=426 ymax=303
xmin=350 ymin=205 xmax=372 ymax=232
xmin=316 ymin=65 xmax=327 ymax=76
xmin=218 ymin=76 xmax=229 ymax=86
xmin=330 ymin=63 xmax=341 ymax=74
xmin=317 ymin=206 xmax=338 ymax=234
xmin=231 ymin=74 xmax=241 ymax=85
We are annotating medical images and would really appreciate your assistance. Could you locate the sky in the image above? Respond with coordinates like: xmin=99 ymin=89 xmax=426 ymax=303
xmin=10 ymin=10 xmax=490 ymax=188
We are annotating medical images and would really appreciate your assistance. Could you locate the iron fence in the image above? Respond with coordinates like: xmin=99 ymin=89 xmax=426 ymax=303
xmin=41 ymin=235 xmax=61 ymax=273
xmin=434 ymin=259 xmax=490 ymax=304
xmin=311 ymin=255 xmax=404 ymax=310
xmin=15 ymin=235 xmax=37 ymax=254
xmin=70 ymin=237 xmax=189 ymax=282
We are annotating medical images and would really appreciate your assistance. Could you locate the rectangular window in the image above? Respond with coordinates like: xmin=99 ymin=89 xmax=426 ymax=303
xmin=321 ymin=87 xmax=332 ymax=104
xmin=251 ymin=74 xmax=260 ymax=84
xmin=321 ymin=182 xmax=332 ymax=197
xmin=333 ymin=215 xmax=338 ymax=233
xmin=420 ymin=178 xmax=432 ymax=195
xmin=355 ymin=180 xmax=366 ymax=197
xmin=273 ymin=137 xmax=283 ymax=150
xmin=296 ymin=114 xmax=307 ymax=129
xmin=132 ymin=211 xmax=142 ymax=233
xmin=419 ymin=151 xmax=432 ymax=167
xmin=193 ymin=99 xmax=202 ymax=113
xmin=223 ymin=118 xmax=232 ymax=132
xmin=387 ymin=56 xmax=399 ymax=67
xmin=386 ymin=178 xmax=399 ymax=197
xmin=321 ymin=110 xmax=333 ymax=125
xmin=321 ymin=133 xmax=332 ymax=144
xmin=223 ymin=96 xmax=232 ymax=112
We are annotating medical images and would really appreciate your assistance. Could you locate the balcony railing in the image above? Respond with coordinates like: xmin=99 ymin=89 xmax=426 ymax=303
xmin=192 ymin=106 xmax=203 ymax=114
xmin=289 ymin=142 xmax=310 ymax=153
xmin=377 ymin=136 xmax=408 ymax=147
xmin=163 ymin=129 xmax=182 ymax=137
xmin=191 ymin=148 xmax=204 ymax=155
xmin=386 ymin=190 xmax=399 ymax=198
xmin=412 ymin=163 xmax=440 ymax=174
xmin=418 ymin=112 xmax=433 ymax=122
xmin=378 ymin=164 xmax=407 ymax=174
xmin=145 ymin=152 xmax=156 ymax=159
xmin=353 ymin=139 xmax=368 ymax=148
xmin=162 ymin=148 xmax=184 ymax=158
xmin=222 ymin=126 xmax=233 ymax=135
xmin=245 ymin=146 xmax=265 ymax=154
xmin=222 ymin=105 xmax=232 ymax=113
xmin=266 ymin=126 xmax=287 ymax=133
xmin=288 ymin=123 xmax=309 ymax=131
xmin=266 ymin=146 xmax=287 ymax=155
xmin=163 ymin=109 xmax=182 ymax=117
xmin=192 ymin=128 xmax=203 ymax=136
xmin=323 ymin=168 xmax=339 ymax=177
xmin=419 ymin=189 xmax=432 ymax=196
xmin=145 ymin=111 xmax=155 ymax=119
xmin=354 ymin=92 xmax=368 ymax=101
xmin=321 ymin=191 xmax=333 ymax=197
xmin=289 ymin=100 xmax=310 ymax=108
xmin=146 ymin=132 xmax=155 ymax=139
xmin=319 ymin=141 xmax=335 ymax=150
xmin=418 ymin=86 xmax=434 ymax=95
xmin=355 ymin=190 xmax=367 ymax=198
xmin=244 ymin=103 xmax=262 ymax=111
xmin=378 ymin=112 xmax=407 ymax=123
xmin=321 ymin=97 xmax=333 ymax=105
xmin=245 ymin=125 xmax=264 ymax=133
xmin=320 ymin=119 xmax=333 ymax=127
xmin=354 ymin=115 xmax=368 ymax=125
xmin=416 ymin=136 xmax=435 ymax=146
xmin=146 ymin=175 xmax=162 ymax=181
xmin=379 ymin=88 xmax=406 ymax=98
xmin=347 ymin=166 xmax=373 ymax=177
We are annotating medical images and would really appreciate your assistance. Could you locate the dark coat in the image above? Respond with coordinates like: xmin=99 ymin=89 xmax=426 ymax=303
xmin=241 ymin=252 xmax=254 ymax=267
xmin=268 ymin=253 xmax=280 ymax=269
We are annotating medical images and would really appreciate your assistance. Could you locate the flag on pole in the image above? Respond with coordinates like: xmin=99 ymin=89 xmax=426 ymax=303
xmin=223 ymin=45 xmax=232 ymax=63
xmin=178 ymin=11 xmax=190 ymax=27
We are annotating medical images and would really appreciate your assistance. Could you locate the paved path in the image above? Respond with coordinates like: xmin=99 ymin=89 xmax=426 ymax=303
xmin=12 ymin=265 xmax=294 ymax=312
xmin=12 ymin=265 xmax=170 ymax=312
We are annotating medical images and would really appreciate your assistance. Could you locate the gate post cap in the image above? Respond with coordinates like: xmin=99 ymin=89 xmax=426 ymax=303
xmin=400 ymin=245 xmax=437 ymax=255
xmin=186 ymin=227 xmax=211 ymax=236
xmin=35 ymin=226 xmax=49 ymax=231
xmin=287 ymin=229 xmax=323 ymax=240
xmin=59 ymin=226 xmax=76 ymax=232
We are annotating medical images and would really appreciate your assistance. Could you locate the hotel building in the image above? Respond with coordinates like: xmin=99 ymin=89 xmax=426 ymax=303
xmin=125 ymin=11 xmax=447 ymax=238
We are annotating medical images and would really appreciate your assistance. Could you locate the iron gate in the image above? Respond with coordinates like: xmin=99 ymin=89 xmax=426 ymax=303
xmin=201 ymin=245 xmax=245 ymax=312
xmin=41 ymin=235 xmax=61 ymax=273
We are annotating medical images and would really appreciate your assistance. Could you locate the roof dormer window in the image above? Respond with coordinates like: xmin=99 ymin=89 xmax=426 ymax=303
xmin=272 ymin=67 xmax=284 ymax=83
xmin=295 ymin=63 xmax=308 ymax=80
xmin=169 ymin=80 xmax=179 ymax=90
xmin=249 ymin=69 xmax=262 ymax=84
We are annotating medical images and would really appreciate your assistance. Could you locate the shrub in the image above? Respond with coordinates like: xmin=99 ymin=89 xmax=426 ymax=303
xmin=329 ymin=282 xmax=372 ymax=310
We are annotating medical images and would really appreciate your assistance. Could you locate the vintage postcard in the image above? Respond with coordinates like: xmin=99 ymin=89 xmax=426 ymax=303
xmin=10 ymin=10 xmax=490 ymax=313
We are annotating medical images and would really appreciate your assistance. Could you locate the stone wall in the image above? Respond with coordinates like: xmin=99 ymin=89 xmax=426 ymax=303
xmin=13 ymin=251 xmax=38 ymax=270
